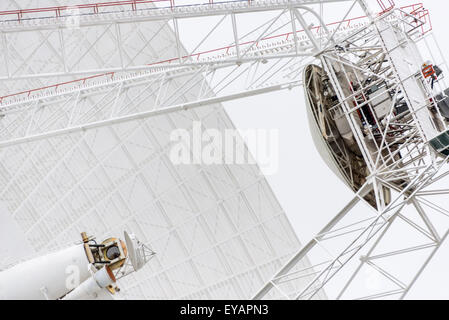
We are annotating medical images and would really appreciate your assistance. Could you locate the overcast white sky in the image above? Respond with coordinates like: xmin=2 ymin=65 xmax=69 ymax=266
xmin=224 ymin=0 xmax=449 ymax=299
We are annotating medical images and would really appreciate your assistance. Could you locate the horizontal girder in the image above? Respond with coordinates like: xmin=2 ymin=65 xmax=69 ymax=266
xmin=0 ymin=0 xmax=354 ymax=31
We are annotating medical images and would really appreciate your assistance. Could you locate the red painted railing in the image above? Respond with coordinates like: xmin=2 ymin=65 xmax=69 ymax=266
xmin=0 ymin=0 xmax=170 ymax=21
xmin=0 ymin=0 xmax=253 ymax=21
xmin=0 ymin=2 xmax=432 ymax=105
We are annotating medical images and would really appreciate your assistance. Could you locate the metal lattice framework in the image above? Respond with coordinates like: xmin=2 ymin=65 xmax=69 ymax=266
xmin=0 ymin=0 xmax=447 ymax=300
xmin=0 ymin=0 xmax=328 ymax=300
xmin=254 ymin=3 xmax=449 ymax=299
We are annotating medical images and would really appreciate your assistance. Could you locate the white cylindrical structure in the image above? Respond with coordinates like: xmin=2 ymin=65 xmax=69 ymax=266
xmin=63 ymin=266 xmax=116 ymax=300
xmin=0 ymin=244 xmax=90 ymax=300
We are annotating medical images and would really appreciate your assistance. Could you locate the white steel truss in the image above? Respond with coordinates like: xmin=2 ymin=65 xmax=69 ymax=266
xmin=0 ymin=0 xmax=446 ymax=301
xmin=0 ymin=0 xmax=353 ymax=79
xmin=253 ymin=164 xmax=449 ymax=300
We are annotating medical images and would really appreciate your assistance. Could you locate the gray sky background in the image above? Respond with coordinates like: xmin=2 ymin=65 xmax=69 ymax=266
xmin=224 ymin=0 xmax=449 ymax=299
